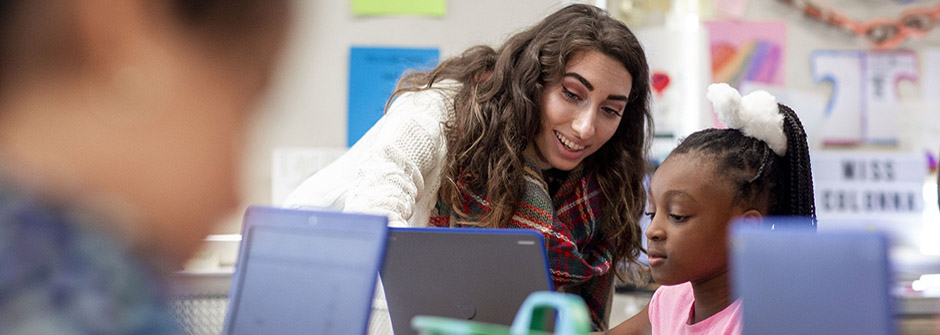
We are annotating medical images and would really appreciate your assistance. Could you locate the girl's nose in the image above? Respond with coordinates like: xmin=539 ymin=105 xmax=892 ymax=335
xmin=645 ymin=216 xmax=664 ymax=242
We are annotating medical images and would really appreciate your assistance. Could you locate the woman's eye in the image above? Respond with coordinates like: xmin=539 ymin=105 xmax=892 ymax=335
xmin=602 ymin=107 xmax=623 ymax=117
xmin=644 ymin=211 xmax=655 ymax=219
xmin=561 ymin=86 xmax=580 ymax=101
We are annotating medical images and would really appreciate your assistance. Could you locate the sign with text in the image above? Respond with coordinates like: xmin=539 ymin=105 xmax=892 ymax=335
xmin=812 ymin=152 xmax=926 ymax=219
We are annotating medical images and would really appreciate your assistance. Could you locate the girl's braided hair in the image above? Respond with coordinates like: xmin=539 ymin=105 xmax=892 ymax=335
xmin=671 ymin=104 xmax=816 ymax=223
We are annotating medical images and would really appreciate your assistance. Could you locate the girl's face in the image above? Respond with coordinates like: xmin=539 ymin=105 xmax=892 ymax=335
xmin=645 ymin=153 xmax=753 ymax=286
xmin=532 ymin=50 xmax=632 ymax=171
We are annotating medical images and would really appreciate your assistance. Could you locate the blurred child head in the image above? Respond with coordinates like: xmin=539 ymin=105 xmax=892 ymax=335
xmin=0 ymin=0 xmax=290 ymax=265
xmin=645 ymin=84 xmax=816 ymax=286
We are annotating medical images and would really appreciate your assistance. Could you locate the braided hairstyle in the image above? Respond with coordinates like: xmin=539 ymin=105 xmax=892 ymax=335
xmin=670 ymin=104 xmax=816 ymax=224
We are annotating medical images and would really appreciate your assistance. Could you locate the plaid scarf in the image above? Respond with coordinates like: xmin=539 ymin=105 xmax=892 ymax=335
xmin=429 ymin=157 xmax=615 ymax=330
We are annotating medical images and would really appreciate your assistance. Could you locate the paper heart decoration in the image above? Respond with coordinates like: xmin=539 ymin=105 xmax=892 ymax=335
xmin=651 ymin=71 xmax=670 ymax=95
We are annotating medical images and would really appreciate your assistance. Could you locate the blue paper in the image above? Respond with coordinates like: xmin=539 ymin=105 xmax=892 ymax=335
xmin=347 ymin=47 xmax=440 ymax=146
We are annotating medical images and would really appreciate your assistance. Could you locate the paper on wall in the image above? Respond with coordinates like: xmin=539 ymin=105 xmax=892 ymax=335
xmin=271 ymin=147 xmax=347 ymax=206
xmin=351 ymin=0 xmax=446 ymax=17
xmin=865 ymin=51 xmax=918 ymax=145
xmin=811 ymin=51 xmax=864 ymax=145
xmin=348 ymin=46 xmax=439 ymax=147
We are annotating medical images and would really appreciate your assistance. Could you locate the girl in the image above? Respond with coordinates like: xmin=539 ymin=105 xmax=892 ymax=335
xmin=607 ymin=83 xmax=816 ymax=335
xmin=286 ymin=4 xmax=652 ymax=329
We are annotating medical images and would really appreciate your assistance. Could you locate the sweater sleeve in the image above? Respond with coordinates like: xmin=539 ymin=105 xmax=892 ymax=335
xmin=284 ymin=87 xmax=451 ymax=227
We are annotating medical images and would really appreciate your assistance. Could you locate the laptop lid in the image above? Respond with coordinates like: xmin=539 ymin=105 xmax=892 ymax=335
xmin=222 ymin=206 xmax=388 ymax=335
xmin=381 ymin=227 xmax=553 ymax=335
xmin=730 ymin=218 xmax=895 ymax=335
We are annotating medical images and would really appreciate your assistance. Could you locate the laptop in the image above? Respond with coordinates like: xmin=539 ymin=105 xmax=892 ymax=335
xmin=221 ymin=206 xmax=389 ymax=335
xmin=380 ymin=227 xmax=553 ymax=335
xmin=730 ymin=218 xmax=895 ymax=335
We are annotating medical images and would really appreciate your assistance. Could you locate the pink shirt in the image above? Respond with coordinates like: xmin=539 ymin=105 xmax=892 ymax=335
xmin=648 ymin=282 xmax=742 ymax=335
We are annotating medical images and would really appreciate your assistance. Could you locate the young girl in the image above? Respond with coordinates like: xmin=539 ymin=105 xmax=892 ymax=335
xmin=606 ymin=83 xmax=816 ymax=335
xmin=286 ymin=4 xmax=651 ymax=329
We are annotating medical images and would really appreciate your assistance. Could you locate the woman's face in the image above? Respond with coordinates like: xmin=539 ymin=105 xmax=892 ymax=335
xmin=532 ymin=49 xmax=632 ymax=171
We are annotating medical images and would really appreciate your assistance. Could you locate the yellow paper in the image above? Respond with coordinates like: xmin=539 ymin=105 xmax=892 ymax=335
xmin=352 ymin=0 xmax=447 ymax=17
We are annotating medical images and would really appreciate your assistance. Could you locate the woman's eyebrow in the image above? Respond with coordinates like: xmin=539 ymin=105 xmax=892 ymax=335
xmin=565 ymin=72 xmax=628 ymax=101
xmin=564 ymin=72 xmax=594 ymax=91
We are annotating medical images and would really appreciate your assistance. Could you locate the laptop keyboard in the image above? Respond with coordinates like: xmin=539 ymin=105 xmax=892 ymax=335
xmin=171 ymin=293 xmax=396 ymax=335
xmin=171 ymin=293 xmax=228 ymax=335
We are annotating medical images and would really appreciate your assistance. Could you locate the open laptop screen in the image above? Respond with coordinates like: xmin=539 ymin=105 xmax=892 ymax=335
xmin=381 ymin=227 xmax=553 ymax=335
xmin=222 ymin=206 xmax=388 ymax=335
xmin=730 ymin=219 xmax=895 ymax=335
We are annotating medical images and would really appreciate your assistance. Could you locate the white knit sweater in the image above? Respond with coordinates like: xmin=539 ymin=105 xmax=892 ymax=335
xmin=283 ymin=82 xmax=458 ymax=228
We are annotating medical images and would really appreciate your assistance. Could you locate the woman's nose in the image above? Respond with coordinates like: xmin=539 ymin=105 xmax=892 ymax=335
xmin=570 ymin=108 xmax=596 ymax=139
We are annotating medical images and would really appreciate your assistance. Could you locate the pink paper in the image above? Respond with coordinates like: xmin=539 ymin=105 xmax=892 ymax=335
xmin=705 ymin=20 xmax=787 ymax=88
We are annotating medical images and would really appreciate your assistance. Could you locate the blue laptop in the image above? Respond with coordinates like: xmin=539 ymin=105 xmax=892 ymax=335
xmin=222 ymin=206 xmax=389 ymax=335
xmin=730 ymin=218 xmax=895 ymax=335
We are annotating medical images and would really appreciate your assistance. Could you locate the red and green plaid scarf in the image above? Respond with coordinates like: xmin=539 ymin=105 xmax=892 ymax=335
xmin=429 ymin=158 xmax=615 ymax=330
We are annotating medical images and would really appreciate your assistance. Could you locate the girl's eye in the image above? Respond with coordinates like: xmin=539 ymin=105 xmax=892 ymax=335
xmin=602 ymin=107 xmax=623 ymax=117
xmin=561 ymin=86 xmax=580 ymax=101
xmin=668 ymin=214 xmax=688 ymax=222
xmin=644 ymin=211 xmax=655 ymax=219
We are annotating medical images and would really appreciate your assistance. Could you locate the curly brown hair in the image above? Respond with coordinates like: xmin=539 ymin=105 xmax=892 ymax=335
xmin=388 ymin=4 xmax=652 ymax=279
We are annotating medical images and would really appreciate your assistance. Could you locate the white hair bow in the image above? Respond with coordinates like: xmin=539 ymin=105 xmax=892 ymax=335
xmin=706 ymin=83 xmax=787 ymax=156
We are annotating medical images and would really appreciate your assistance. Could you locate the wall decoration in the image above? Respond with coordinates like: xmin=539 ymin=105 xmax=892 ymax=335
xmin=352 ymin=0 xmax=447 ymax=17
xmin=347 ymin=46 xmax=439 ymax=146
xmin=704 ymin=20 xmax=787 ymax=89
xmin=810 ymin=50 xmax=918 ymax=146
xmin=776 ymin=0 xmax=940 ymax=49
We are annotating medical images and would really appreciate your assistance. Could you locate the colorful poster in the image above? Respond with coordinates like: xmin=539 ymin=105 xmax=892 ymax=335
xmin=810 ymin=50 xmax=918 ymax=146
xmin=704 ymin=20 xmax=786 ymax=88
xmin=352 ymin=0 xmax=447 ymax=17
xmin=864 ymin=52 xmax=917 ymax=144
xmin=811 ymin=51 xmax=864 ymax=145
xmin=347 ymin=46 xmax=439 ymax=146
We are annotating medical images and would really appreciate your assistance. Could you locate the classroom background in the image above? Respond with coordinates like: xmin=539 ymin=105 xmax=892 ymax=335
xmin=173 ymin=0 xmax=940 ymax=334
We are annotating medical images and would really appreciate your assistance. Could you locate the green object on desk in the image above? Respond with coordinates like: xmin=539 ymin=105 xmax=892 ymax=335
xmin=412 ymin=291 xmax=591 ymax=335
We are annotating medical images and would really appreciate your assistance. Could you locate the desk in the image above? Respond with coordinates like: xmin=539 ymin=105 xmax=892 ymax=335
xmin=169 ymin=271 xmax=939 ymax=335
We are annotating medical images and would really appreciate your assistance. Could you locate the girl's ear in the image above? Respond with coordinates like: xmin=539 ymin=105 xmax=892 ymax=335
xmin=738 ymin=210 xmax=764 ymax=226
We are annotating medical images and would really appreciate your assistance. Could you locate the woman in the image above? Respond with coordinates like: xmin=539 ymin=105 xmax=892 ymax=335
xmin=0 ymin=0 xmax=288 ymax=333
xmin=286 ymin=4 xmax=651 ymax=329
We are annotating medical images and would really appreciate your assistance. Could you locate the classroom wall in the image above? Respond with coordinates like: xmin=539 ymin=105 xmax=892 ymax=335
xmin=744 ymin=0 xmax=939 ymax=93
xmin=743 ymin=0 xmax=938 ymax=152
xmin=222 ymin=0 xmax=940 ymax=233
